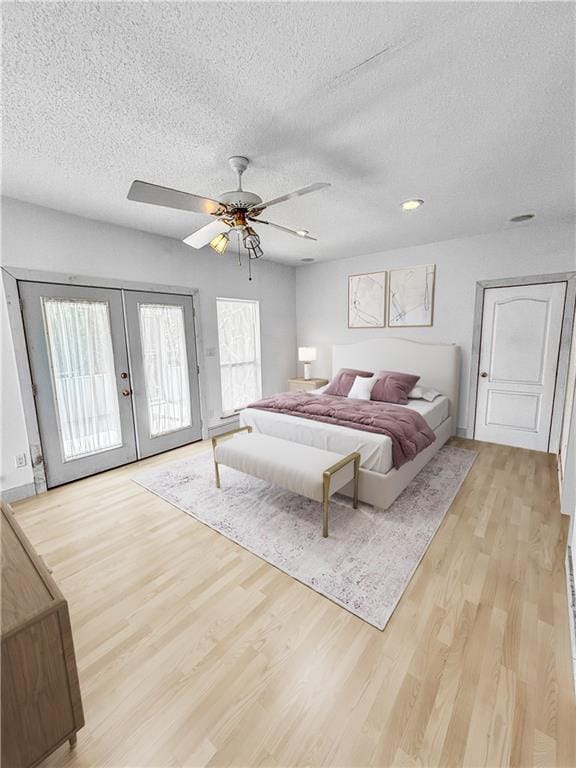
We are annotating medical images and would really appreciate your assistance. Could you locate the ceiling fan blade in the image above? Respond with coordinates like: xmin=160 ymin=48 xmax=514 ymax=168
xmin=250 ymin=182 xmax=331 ymax=215
xmin=128 ymin=180 xmax=225 ymax=215
xmin=250 ymin=218 xmax=317 ymax=241
xmin=182 ymin=219 xmax=230 ymax=249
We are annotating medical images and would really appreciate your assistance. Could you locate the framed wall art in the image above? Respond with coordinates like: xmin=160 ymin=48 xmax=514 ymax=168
xmin=348 ymin=271 xmax=387 ymax=329
xmin=388 ymin=264 xmax=435 ymax=327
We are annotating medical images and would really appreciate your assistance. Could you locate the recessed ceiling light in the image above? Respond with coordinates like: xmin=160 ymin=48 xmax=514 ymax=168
xmin=509 ymin=213 xmax=535 ymax=223
xmin=301 ymin=257 xmax=315 ymax=263
xmin=401 ymin=199 xmax=424 ymax=211
xmin=296 ymin=229 xmax=309 ymax=237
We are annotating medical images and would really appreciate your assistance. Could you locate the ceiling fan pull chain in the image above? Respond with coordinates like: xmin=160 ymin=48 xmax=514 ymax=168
xmin=236 ymin=231 xmax=242 ymax=267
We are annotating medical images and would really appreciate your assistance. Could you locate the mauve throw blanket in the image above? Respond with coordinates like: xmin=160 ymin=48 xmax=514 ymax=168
xmin=247 ymin=392 xmax=436 ymax=469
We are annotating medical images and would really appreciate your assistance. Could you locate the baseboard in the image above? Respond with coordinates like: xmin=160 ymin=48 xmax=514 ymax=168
xmin=0 ymin=482 xmax=36 ymax=503
xmin=567 ymin=546 xmax=576 ymax=696
xmin=456 ymin=427 xmax=468 ymax=438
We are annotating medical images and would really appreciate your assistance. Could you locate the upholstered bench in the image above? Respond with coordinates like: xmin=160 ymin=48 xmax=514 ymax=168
xmin=211 ymin=427 xmax=360 ymax=537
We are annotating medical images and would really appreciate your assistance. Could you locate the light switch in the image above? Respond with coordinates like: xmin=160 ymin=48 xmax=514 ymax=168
xmin=15 ymin=453 xmax=28 ymax=468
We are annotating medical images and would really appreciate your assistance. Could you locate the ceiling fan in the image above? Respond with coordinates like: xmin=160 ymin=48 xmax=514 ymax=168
xmin=127 ymin=156 xmax=330 ymax=277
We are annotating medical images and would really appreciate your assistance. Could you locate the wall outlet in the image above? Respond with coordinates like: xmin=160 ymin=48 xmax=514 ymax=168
xmin=15 ymin=453 xmax=28 ymax=468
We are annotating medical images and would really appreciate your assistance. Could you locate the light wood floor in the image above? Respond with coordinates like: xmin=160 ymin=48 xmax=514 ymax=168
xmin=12 ymin=437 xmax=576 ymax=768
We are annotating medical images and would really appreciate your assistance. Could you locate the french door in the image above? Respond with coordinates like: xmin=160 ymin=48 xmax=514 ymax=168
xmin=20 ymin=282 xmax=202 ymax=488
xmin=123 ymin=291 xmax=201 ymax=458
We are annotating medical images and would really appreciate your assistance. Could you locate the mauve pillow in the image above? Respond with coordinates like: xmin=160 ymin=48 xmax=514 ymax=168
xmin=371 ymin=370 xmax=420 ymax=405
xmin=324 ymin=368 xmax=373 ymax=397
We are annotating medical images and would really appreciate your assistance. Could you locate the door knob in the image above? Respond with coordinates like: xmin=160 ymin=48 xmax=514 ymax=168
xmin=120 ymin=372 xmax=128 ymax=379
xmin=121 ymin=388 xmax=132 ymax=396
xmin=480 ymin=372 xmax=488 ymax=378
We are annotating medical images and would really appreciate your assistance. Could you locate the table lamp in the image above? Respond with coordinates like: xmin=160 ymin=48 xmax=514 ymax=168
xmin=298 ymin=347 xmax=317 ymax=380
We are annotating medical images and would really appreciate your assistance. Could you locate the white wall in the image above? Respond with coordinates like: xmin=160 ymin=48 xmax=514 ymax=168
xmin=563 ymin=378 xmax=576 ymax=689
xmin=1 ymin=287 xmax=34 ymax=495
xmin=562 ymin=297 xmax=576 ymax=532
xmin=296 ymin=220 xmax=575 ymax=433
xmin=563 ymin=383 xmax=576 ymax=519
xmin=0 ymin=197 xmax=297 ymax=494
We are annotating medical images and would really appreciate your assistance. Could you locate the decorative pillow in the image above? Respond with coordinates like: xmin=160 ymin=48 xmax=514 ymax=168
xmin=371 ymin=370 xmax=420 ymax=405
xmin=310 ymin=384 xmax=329 ymax=395
xmin=347 ymin=375 xmax=377 ymax=401
xmin=324 ymin=368 xmax=373 ymax=397
xmin=408 ymin=385 xmax=442 ymax=402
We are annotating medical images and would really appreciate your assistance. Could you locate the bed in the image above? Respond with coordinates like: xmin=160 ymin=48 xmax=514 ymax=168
xmin=240 ymin=338 xmax=460 ymax=509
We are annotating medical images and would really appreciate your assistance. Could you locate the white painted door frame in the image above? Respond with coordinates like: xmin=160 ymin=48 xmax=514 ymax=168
xmin=2 ymin=266 xmax=209 ymax=495
xmin=467 ymin=272 xmax=576 ymax=452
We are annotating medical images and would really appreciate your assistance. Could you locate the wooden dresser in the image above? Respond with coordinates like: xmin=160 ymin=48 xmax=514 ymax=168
xmin=1 ymin=501 xmax=84 ymax=768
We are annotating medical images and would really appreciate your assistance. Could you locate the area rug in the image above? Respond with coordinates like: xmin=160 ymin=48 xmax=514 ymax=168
xmin=133 ymin=445 xmax=476 ymax=630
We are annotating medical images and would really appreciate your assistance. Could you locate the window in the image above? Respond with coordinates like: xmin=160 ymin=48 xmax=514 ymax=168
xmin=216 ymin=298 xmax=262 ymax=413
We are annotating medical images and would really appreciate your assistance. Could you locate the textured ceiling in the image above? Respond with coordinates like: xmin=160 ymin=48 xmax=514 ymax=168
xmin=2 ymin=2 xmax=574 ymax=264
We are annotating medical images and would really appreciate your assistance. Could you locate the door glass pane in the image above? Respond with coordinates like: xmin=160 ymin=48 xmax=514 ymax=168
xmin=42 ymin=298 xmax=123 ymax=461
xmin=138 ymin=304 xmax=191 ymax=436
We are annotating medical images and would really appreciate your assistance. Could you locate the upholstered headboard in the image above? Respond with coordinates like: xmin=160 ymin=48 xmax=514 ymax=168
xmin=332 ymin=338 xmax=460 ymax=424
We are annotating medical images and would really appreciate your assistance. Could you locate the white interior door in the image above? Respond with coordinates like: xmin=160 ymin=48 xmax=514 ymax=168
xmin=20 ymin=282 xmax=138 ymax=486
xmin=123 ymin=291 xmax=202 ymax=458
xmin=474 ymin=282 xmax=566 ymax=451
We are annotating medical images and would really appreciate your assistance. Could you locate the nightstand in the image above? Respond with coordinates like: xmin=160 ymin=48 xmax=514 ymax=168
xmin=288 ymin=377 xmax=329 ymax=393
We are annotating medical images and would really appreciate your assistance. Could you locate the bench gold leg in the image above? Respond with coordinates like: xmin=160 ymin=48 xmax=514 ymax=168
xmin=211 ymin=427 xmax=253 ymax=490
xmin=322 ymin=473 xmax=330 ymax=537
xmin=353 ymin=454 xmax=360 ymax=509
xmin=321 ymin=451 xmax=361 ymax=536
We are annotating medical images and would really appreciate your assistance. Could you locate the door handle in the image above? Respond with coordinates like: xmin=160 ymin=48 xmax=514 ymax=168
xmin=480 ymin=372 xmax=488 ymax=378
xmin=121 ymin=389 xmax=132 ymax=396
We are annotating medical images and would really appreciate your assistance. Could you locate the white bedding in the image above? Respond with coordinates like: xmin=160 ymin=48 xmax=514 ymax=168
xmin=239 ymin=395 xmax=450 ymax=475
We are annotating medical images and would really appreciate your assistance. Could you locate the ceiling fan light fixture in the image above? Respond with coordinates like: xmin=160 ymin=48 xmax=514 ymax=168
xmin=246 ymin=242 xmax=263 ymax=260
xmin=242 ymin=226 xmax=261 ymax=249
xmin=209 ymin=232 xmax=229 ymax=254
xmin=401 ymin=198 xmax=424 ymax=211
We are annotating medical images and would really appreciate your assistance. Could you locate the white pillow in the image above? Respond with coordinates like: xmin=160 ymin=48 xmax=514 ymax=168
xmin=310 ymin=384 xmax=329 ymax=395
xmin=348 ymin=375 xmax=377 ymax=400
xmin=408 ymin=385 xmax=442 ymax=402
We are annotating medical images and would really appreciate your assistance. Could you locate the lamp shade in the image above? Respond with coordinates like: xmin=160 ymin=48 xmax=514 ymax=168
xmin=209 ymin=232 xmax=229 ymax=254
xmin=298 ymin=346 xmax=317 ymax=362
